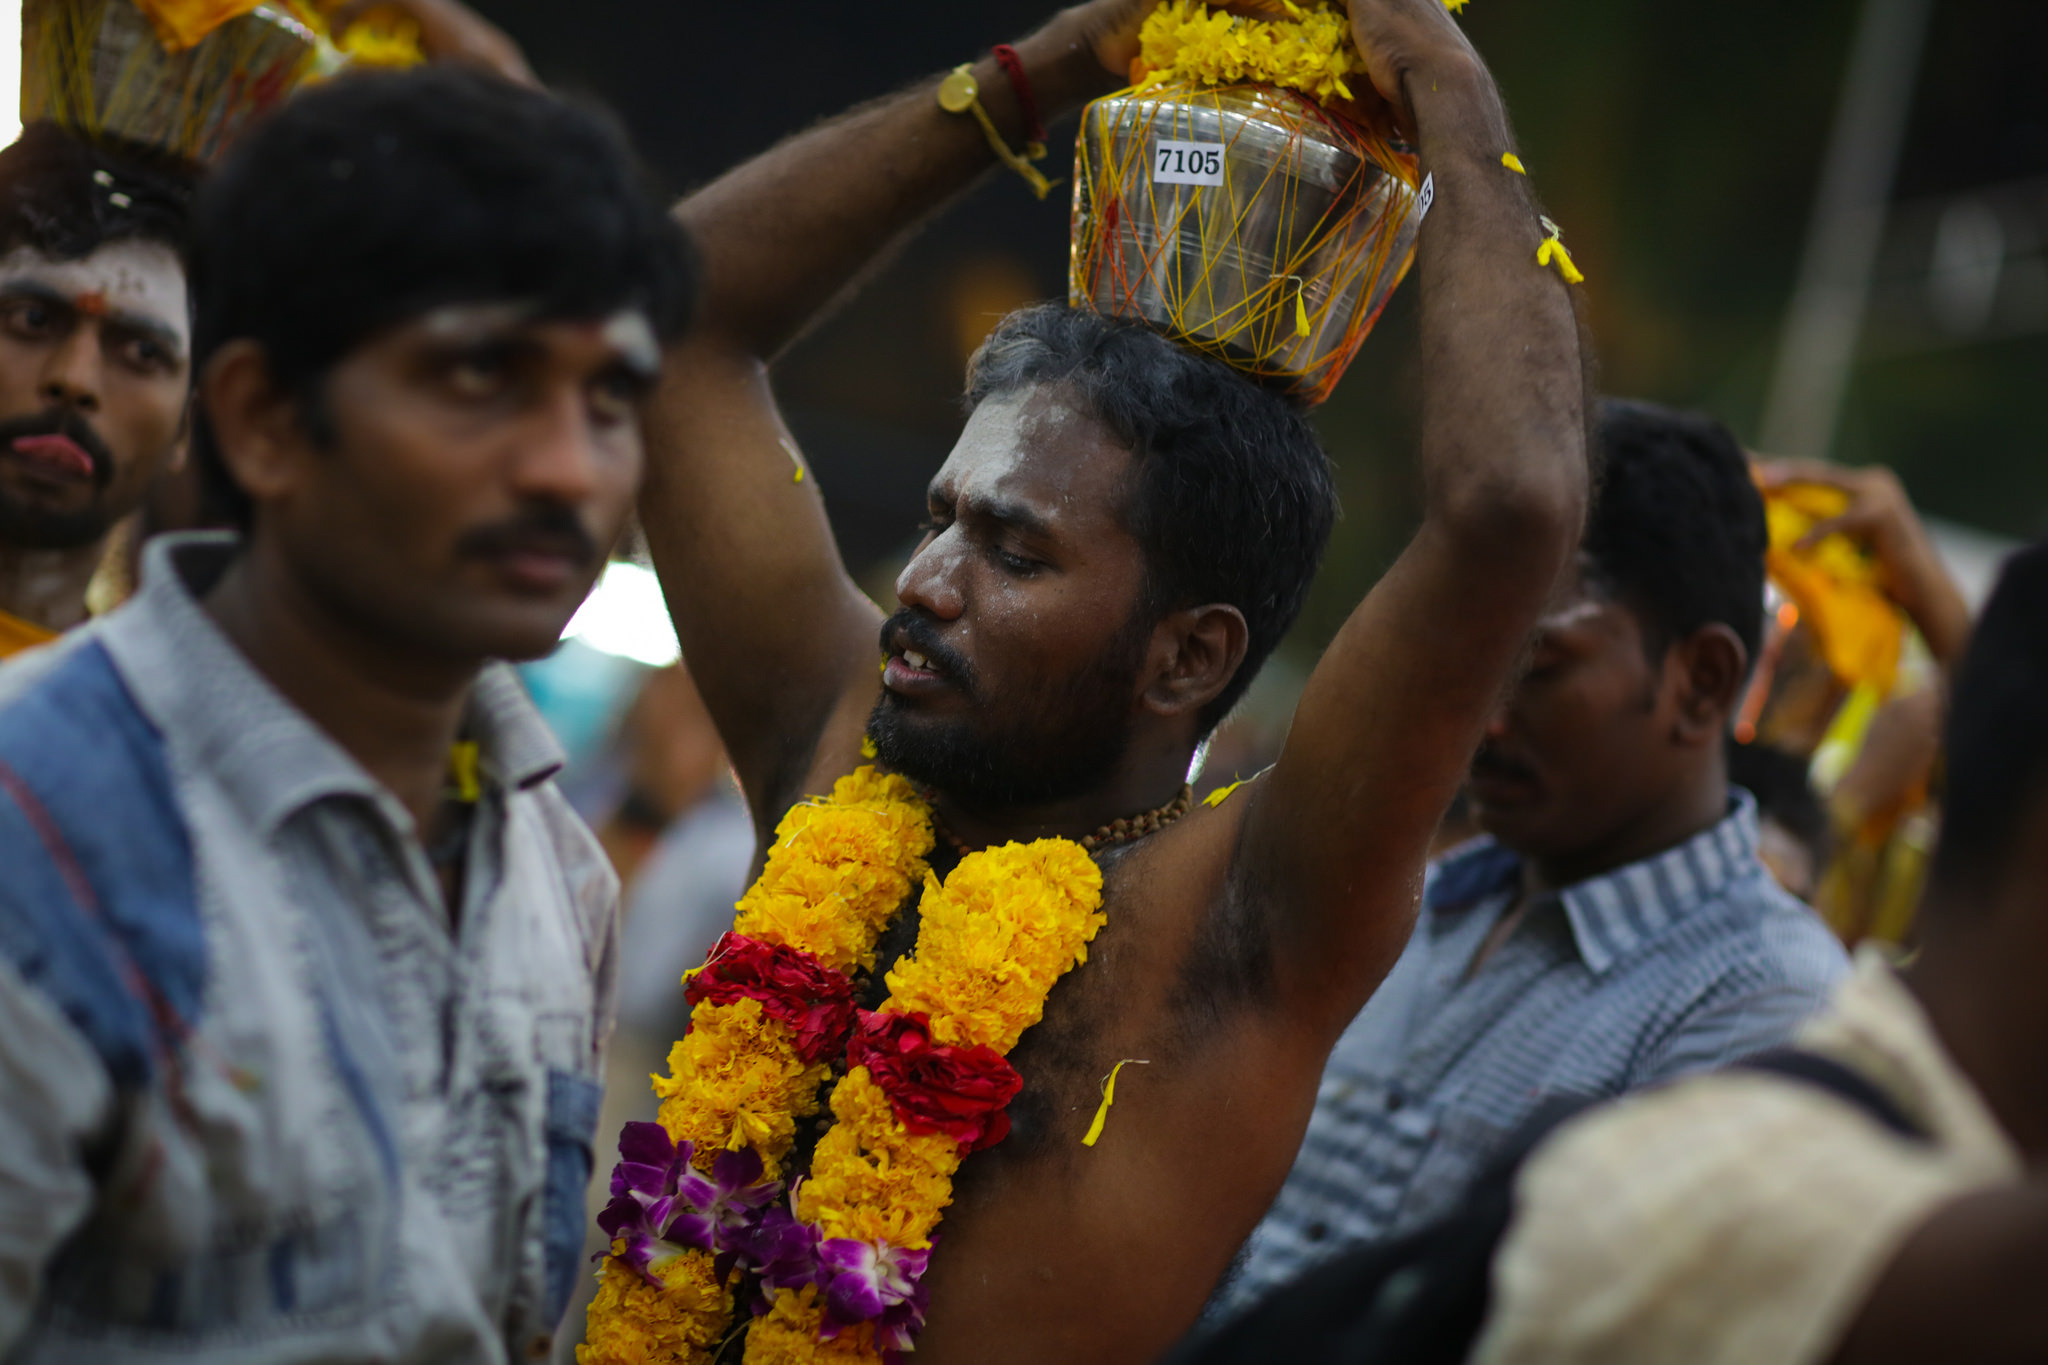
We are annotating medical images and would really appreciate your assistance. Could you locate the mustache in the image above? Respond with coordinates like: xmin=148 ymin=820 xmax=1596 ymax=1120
xmin=1470 ymin=741 xmax=1539 ymax=784
xmin=879 ymin=609 xmax=976 ymax=692
xmin=0 ymin=408 xmax=115 ymax=487
xmin=452 ymin=502 xmax=599 ymax=567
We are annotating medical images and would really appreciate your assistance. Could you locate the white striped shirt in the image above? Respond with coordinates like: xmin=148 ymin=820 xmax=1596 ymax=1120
xmin=1219 ymin=796 xmax=1849 ymax=1316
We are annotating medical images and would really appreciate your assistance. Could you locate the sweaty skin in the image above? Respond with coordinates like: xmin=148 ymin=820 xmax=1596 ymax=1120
xmin=639 ymin=1 xmax=1590 ymax=1359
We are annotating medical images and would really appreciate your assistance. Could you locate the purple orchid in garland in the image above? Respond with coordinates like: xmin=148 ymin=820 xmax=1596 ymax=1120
xmin=814 ymin=1238 xmax=932 ymax=1357
xmin=593 ymin=1122 xmax=787 ymax=1282
xmin=670 ymin=1144 xmax=783 ymax=1254
xmin=729 ymin=1203 xmax=820 ymax=1302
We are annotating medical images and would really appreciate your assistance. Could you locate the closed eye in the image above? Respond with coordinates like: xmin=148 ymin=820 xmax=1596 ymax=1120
xmin=992 ymin=544 xmax=1040 ymax=574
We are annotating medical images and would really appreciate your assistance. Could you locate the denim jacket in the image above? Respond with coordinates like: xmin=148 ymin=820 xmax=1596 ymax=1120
xmin=0 ymin=534 xmax=618 ymax=1364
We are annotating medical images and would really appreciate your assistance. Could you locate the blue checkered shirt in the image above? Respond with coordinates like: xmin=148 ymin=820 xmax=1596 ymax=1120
xmin=1218 ymin=791 xmax=1850 ymax=1316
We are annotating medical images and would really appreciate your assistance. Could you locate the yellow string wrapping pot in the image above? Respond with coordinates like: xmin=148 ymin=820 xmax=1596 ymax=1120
xmin=1069 ymin=78 xmax=1423 ymax=405
xmin=22 ymin=0 xmax=422 ymax=165
xmin=22 ymin=0 xmax=323 ymax=162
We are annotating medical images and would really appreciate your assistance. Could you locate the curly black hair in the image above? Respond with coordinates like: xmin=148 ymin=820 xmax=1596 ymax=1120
xmin=0 ymin=120 xmax=196 ymax=267
xmin=1587 ymin=399 xmax=1767 ymax=668
xmin=966 ymin=304 xmax=1337 ymax=731
xmin=190 ymin=67 xmax=696 ymax=527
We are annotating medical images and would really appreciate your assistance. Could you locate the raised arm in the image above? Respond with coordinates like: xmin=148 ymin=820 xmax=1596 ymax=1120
xmin=640 ymin=5 xmax=1141 ymax=828
xmin=1240 ymin=0 xmax=1590 ymax=1035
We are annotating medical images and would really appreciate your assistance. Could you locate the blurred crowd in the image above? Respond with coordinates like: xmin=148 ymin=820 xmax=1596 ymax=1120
xmin=0 ymin=1 xmax=2042 ymax=1364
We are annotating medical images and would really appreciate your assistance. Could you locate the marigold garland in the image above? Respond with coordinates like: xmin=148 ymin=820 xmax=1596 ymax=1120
xmin=582 ymin=769 xmax=1108 ymax=1365
xmin=581 ymin=1245 xmax=732 ymax=1365
xmin=1133 ymin=0 xmax=1366 ymax=107
xmin=582 ymin=768 xmax=931 ymax=1365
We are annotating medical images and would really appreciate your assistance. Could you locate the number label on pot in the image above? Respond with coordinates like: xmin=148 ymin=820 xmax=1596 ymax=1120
xmin=1153 ymin=140 xmax=1225 ymax=186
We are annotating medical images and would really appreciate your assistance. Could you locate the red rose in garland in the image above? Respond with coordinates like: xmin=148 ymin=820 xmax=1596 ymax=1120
xmin=847 ymin=1009 xmax=1024 ymax=1152
xmin=686 ymin=932 xmax=859 ymax=1064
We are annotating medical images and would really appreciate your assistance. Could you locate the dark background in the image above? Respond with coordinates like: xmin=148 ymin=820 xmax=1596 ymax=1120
xmin=484 ymin=0 xmax=2048 ymax=693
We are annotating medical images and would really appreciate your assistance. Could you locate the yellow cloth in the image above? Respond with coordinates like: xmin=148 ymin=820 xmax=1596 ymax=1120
xmin=131 ymin=0 xmax=423 ymax=63
xmin=0 ymin=608 xmax=58 ymax=660
xmin=131 ymin=0 xmax=267 ymax=52
xmin=1758 ymin=482 xmax=1904 ymax=696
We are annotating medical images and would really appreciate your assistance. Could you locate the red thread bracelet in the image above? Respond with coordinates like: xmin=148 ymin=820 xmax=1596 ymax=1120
xmin=990 ymin=44 xmax=1046 ymax=147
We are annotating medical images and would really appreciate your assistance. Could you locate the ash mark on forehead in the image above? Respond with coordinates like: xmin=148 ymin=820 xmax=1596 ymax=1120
xmin=418 ymin=300 xmax=658 ymax=375
xmin=945 ymin=385 xmax=1126 ymax=510
xmin=0 ymin=241 xmax=191 ymax=348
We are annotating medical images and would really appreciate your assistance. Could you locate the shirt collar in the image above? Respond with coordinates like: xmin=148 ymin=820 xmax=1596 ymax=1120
xmin=1423 ymin=790 xmax=1765 ymax=975
xmin=99 ymin=532 xmax=564 ymax=837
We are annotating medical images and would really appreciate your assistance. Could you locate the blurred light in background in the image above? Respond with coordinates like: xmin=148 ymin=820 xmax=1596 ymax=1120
xmin=561 ymin=560 xmax=680 ymax=667
xmin=0 ymin=3 xmax=18 ymax=146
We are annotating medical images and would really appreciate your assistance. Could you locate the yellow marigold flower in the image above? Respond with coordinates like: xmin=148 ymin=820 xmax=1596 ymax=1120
xmin=733 ymin=767 xmax=932 ymax=971
xmin=743 ymin=1288 xmax=882 ymax=1364
xmin=652 ymin=999 xmax=827 ymax=1178
xmin=797 ymin=1068 xmax=960 ymax=1248
xmin=579 ymin=1246 xmax=729 ymax=1365
xmin=885 ymin=841 xmax=1105 ymax=1051
xmin=1134 ymin=0 xmax=1366 ymax=107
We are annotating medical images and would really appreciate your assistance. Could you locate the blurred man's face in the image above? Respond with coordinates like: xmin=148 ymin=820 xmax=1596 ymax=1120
xmin=251 ymin=303 xmax=654 ymax=664
xmin=870 ymin=385 xmax=1160 ymax=807
xmin=0 ymin=241 xmax=190 ymax=550
xmin=1467 ymin=559 xmax=1691 ymax=866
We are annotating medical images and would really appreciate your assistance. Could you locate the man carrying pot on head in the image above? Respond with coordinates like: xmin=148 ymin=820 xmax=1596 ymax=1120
xmin=598 ymin=0 xmax=1592 ymax=1359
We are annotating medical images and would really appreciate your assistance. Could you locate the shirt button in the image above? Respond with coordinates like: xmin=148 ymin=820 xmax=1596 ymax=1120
xmin=526 ymin=1334 xmax=553 ymax=1360
xmin=1305 ymin=1221 xmax=1329 ymax=1242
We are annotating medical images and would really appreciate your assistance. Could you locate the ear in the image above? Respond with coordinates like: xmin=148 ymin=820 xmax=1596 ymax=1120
xmin=1141 ymin=603 xmax=1250 ymax=720
xmin=198 ymin=339 xmax=309 ymax=508
xmin=1669 ymin=622 xmax=1748 ymax=746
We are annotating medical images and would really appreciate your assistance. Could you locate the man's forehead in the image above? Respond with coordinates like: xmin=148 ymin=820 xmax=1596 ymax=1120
xmin=415 ymin=300 xmax=658 ymax=375
xmin=0 ymin=240 xmax=189 ymax=340
xmin=1535 ymin=555 xmax=1629 ymax=636
xmin=935 ymin=387 xmax=1130 ymax=509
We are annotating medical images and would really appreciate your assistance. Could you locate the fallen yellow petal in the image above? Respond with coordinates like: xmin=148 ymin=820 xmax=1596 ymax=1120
xmin=1204 ymin=778 xmax=1248 ymax=808
xmin=1536 ymin=235 xmax=1586 ymax=285
xmin=447 ymin=740 xmax=481 ymax=804
xmin=1081 ymin=1059 xmax=1149 ymax=1147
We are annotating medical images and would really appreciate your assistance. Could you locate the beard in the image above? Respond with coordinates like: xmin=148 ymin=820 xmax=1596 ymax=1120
xmin=867 ymin=606 xmax=1153 ymax=808
xmin=0 ymin=409 xmax=120 ymax=551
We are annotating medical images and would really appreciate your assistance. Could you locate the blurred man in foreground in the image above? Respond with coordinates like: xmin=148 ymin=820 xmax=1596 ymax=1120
xmin=0 ymin=68 xmax=692 ymax=1361
xmin=1222 ymin=401 xmax=1849 ymax=1315
xmin=1469 ymin=538 xmax=2048 ymax=1365
xmin=0 ymin=125 xmax=193 ymax=656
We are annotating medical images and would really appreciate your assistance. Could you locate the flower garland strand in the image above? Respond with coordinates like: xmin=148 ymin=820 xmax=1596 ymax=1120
xmin=582 ymin=768 xmax=933 ymax=1365
xmin=749 ymin=842 xmax=1105 ymax=1363
xmin=580 ymin=769 xmax=1107 ymax=1365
